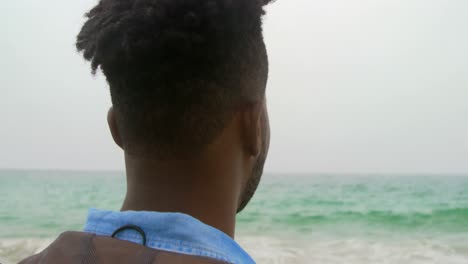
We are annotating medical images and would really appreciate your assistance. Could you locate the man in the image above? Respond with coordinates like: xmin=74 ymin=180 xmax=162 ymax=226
xmin=20 ymin=0 xmax=270 ymax=263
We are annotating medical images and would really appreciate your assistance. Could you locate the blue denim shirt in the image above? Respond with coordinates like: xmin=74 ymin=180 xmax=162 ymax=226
xmin=83 ymin=209 xmax=255 ymax=264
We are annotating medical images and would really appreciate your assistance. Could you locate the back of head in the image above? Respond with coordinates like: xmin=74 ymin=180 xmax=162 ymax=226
xmin=76 ymin=0 xmax=270 ymax=158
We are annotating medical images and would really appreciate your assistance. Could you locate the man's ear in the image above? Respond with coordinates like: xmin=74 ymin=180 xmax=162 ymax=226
xmin=107 ymin=107 xmax=124 ymax=149
xmin=241 ymin=101 xmax=264 ymax=158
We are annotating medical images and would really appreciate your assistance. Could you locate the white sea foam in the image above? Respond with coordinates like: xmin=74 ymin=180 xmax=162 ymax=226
xmin=0 ymin=238 xmax=52 ymax=264
xmin=1 ymin=236 xmax=467 ymax=264
xmin=236 ymin=236 xmax=468 ymax=264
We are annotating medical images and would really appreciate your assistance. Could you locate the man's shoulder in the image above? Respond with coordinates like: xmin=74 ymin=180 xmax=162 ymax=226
xmin=19 ymin=231 xmax=228 ymax=264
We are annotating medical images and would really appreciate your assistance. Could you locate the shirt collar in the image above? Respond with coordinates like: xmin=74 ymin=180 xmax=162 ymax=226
xmin=83 ymin=208 xmax=254 ymax=264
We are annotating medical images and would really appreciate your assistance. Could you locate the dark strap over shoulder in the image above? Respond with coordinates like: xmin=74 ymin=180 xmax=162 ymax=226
xmin=19 ymin=231 xmax=228 ymax=264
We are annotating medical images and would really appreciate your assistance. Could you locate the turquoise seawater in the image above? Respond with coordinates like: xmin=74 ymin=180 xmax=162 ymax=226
xmin=1 ymin=170 xmax=468 ymax=263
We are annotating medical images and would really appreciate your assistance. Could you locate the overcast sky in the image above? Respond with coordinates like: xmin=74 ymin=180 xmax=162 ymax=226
xmin=1 ymin=0 xmax=467 ymax=174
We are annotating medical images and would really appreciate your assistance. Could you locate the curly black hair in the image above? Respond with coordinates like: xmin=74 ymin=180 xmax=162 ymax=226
xmin=77 ymin=0 xmax=270 ymax=157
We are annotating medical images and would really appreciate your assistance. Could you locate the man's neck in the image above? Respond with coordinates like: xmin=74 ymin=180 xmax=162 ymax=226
xmin=120 ymin=153 xmax=244 ymax=238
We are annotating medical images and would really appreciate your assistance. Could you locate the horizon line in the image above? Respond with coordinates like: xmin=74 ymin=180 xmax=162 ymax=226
xmin=1 ymin=168 xmax=467 ymax=176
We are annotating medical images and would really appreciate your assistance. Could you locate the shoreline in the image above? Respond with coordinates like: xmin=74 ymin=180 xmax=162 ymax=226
xmin=2 ymin=235 xmax=468 ymax=264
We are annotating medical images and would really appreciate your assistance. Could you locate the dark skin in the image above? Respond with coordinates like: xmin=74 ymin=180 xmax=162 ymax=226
xmin=107 ymin=99 xmax=269 ymax=238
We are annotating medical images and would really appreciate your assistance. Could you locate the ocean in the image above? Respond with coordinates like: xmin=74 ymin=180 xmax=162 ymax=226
xmin=1 ymin=170 xmax=467 ymax=263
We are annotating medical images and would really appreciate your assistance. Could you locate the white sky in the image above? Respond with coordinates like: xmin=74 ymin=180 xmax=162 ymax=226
xmin=1 ymin=0 xmax=467 ymax=174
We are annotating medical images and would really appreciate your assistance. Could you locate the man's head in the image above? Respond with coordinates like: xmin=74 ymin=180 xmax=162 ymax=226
xmin=77 ymin=0 xmax=270 ymax=213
